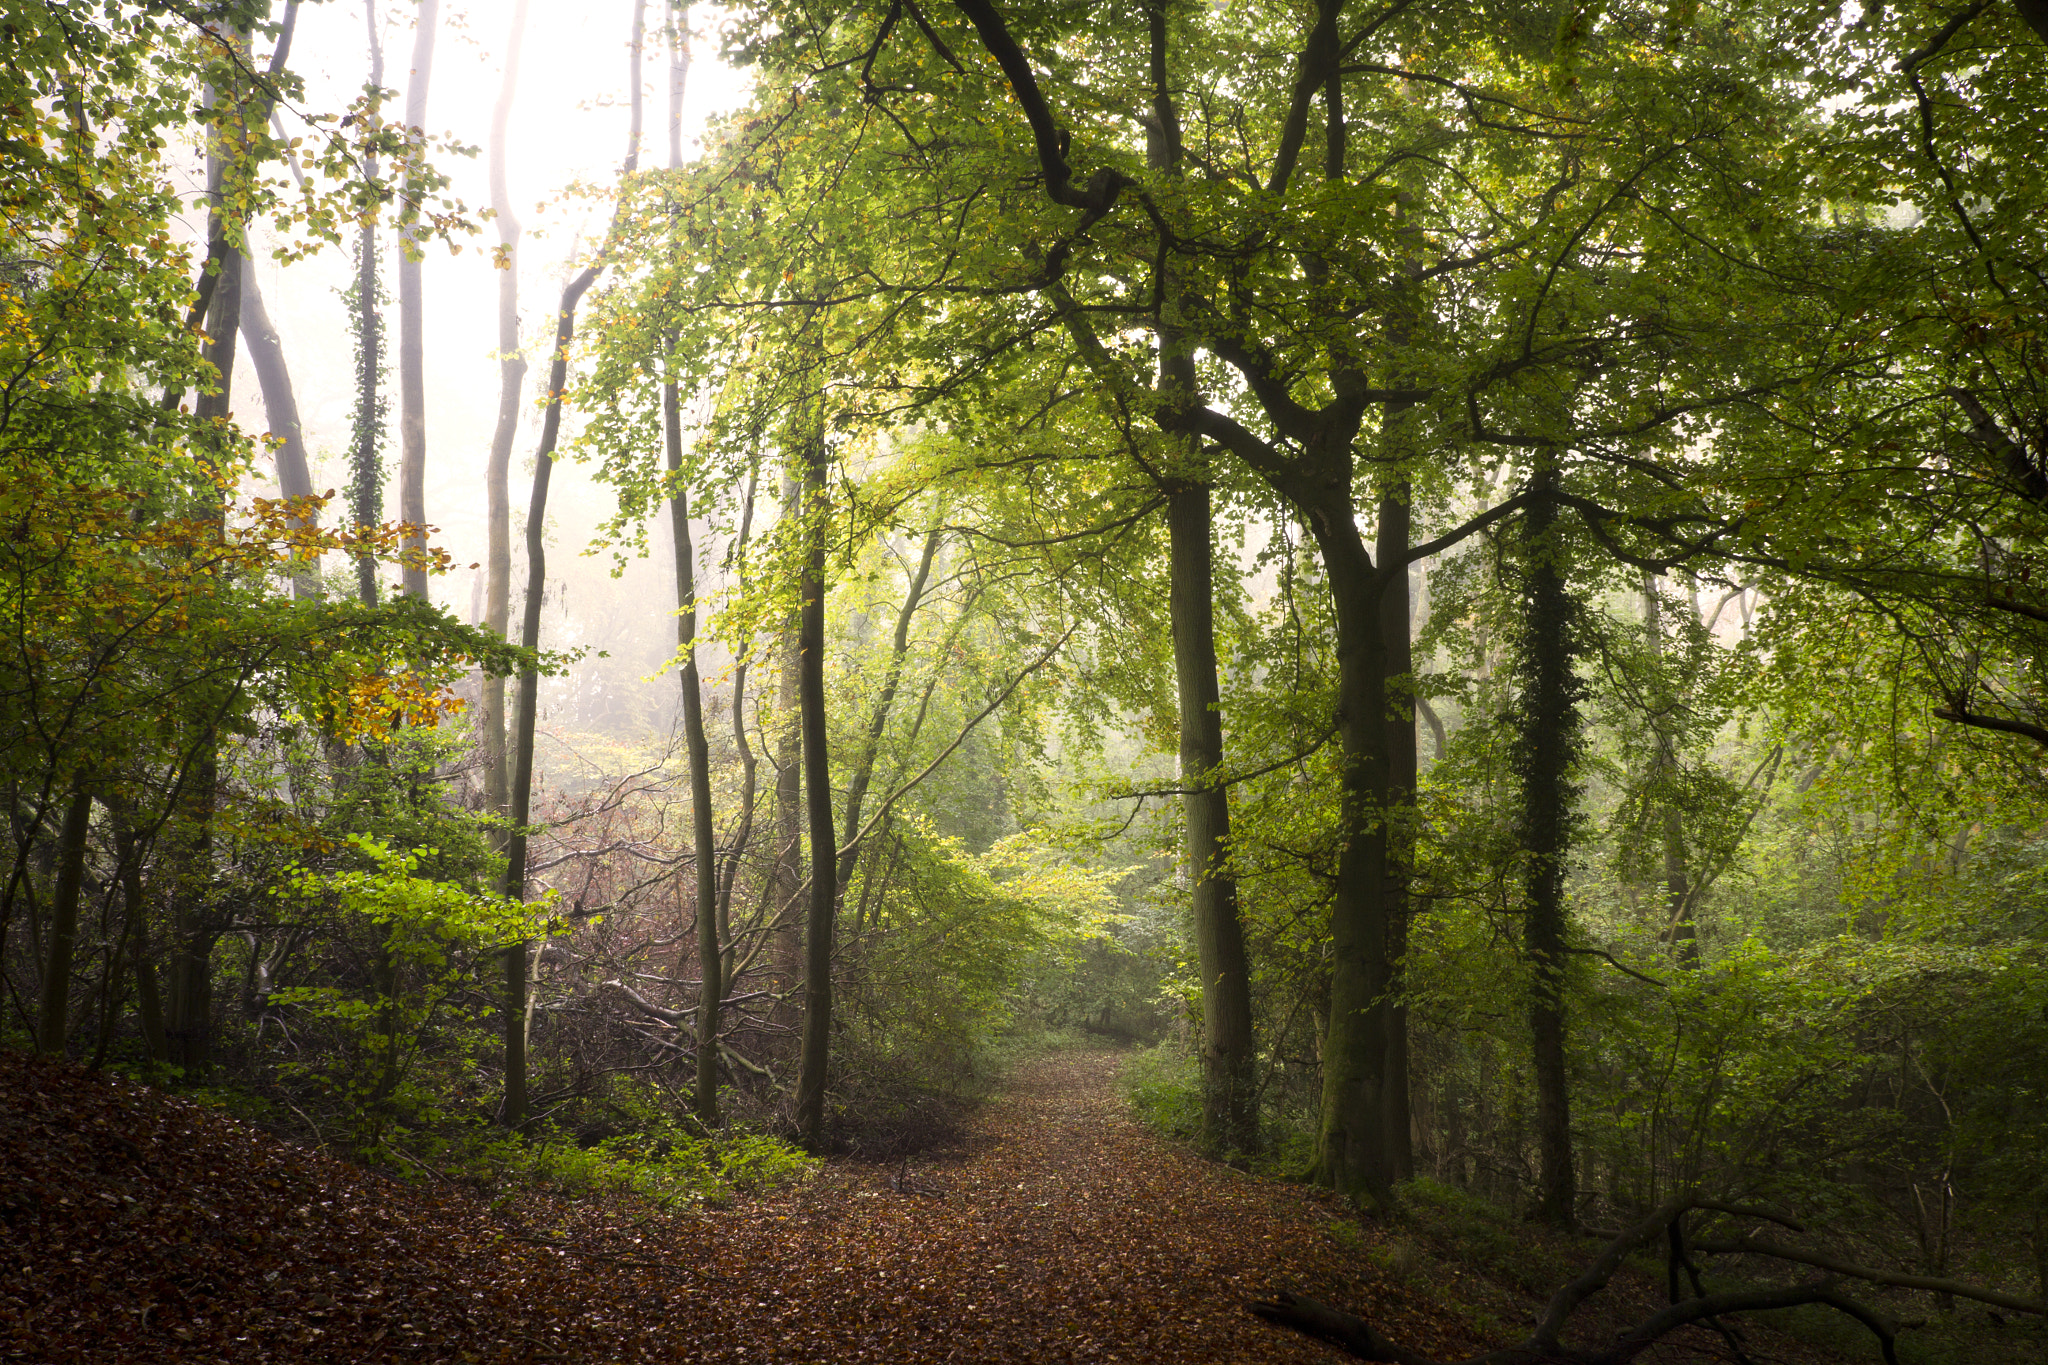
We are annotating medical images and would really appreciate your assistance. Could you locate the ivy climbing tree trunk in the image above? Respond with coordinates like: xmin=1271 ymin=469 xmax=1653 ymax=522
xmin=481 ymin=0 xmax=529 ymax=821
xmin=396 ymin=0 xmax=439 ymax=602
xmin=351 ymin=0 xmax=386 ymax=608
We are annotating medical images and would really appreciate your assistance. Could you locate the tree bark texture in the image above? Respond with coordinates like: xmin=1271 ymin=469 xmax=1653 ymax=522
xmin=481 ymin=0 xmax=530 ymax=820
xmin=396 ymin=0 xmax=439 ymax=602
xmin=793 ymin=415 xmax=838 ymax=1153
xmin=1517 ymin=464 xmax=1580 ymax=1228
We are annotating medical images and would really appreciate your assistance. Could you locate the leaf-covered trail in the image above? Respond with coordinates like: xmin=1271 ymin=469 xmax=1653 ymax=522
xmin=658 ymin=1048 xmax=1472 ymax=1363
xmin=3 ymin=1046 xmax=1481 ymax=1364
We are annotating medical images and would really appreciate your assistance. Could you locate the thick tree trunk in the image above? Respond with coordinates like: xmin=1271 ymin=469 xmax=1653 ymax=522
xmin=793 ymin=415 xmax=837 ymax=1153
xmin=1309 ymin=507 xmax=1397 ymax=1212
xmin=1519 ymin=464 xmax=1579 ymax=1228
xmin=396 ymin=0 xmax=439 ymax=602
xmin=1169 ymin=485 xmax=1258 ymax=1157
xmin=33 ymin=786 xmax=93 ymax=1056
xmin=481 ymin=0 xmax=529 ymax=820
xmin=1375 ymin=489 xmax=1415 ymax=1183
xmin=238 ymin=259 xmax=319 ymax=599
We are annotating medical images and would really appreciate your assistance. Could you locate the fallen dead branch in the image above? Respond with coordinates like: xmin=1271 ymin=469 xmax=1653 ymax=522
xmin=1251 ymin=1188 xmax=2040 ymax=1364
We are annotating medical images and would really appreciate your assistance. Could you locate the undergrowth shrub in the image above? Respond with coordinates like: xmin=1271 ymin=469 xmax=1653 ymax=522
xmin=1122 ymin=1041 xmax=1201 ymax=1144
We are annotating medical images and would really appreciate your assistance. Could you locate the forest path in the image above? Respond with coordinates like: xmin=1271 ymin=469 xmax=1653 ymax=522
xmin=624 ymin=1046 xmax=1477 ymax=1364
xmin=3 ymin=1044 xmax=1487 ymax=1365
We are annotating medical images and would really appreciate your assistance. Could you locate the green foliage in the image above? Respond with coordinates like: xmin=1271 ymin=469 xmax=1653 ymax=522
xmin=1122 ymin=1042 xmax=1202 ymax=1147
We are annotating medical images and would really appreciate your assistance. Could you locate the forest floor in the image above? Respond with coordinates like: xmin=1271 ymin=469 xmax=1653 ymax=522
xmin=2 ymin=1044 xmax=1859 ymax=1365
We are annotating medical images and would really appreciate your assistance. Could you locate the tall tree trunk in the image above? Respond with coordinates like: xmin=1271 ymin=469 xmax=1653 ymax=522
xmin=1518 ymin=461 xmax=1580 ymax=1228
xmin=396 ymin=0 xmax=439 ymax=601
xmin=770 ymin=475 xmax=806 ymax=1030
xmin=1169 ymin=485 xmax=1257 ymax=1157
xmin=481 ymin=0 xmax=529 ymax=820
xmin=166 ymin=44 xmax=258 ymax=1074
xmin=33 ymin=786 xmax=93 ymax=1056
xmin=503 ymin=0 xmax=644 ymax=1128
xmin=1640 ymin=575 xmax=1696 ymax=964
xmin=1309 ymin=507 xmax=1397 ymax=1213
xmin=654 ymin=0 xmax=719 ymax=1127
xmin=238 ymin=259 xmax=320 ymax=599
xmin=716 ymin=466 xmax=760 ymax=981
xmin=501 ymin=266 xmax=597 ymax=1129
xmin=1147 ymin=0 xmax=1256 ymax=1158
xmin=351 ymin=1 xmax=386 ymax=608
xmin=1376 ymin=489 xmax=1415 ymax=1184
xmin=793 ymin=410 xmax=837 ymax=1153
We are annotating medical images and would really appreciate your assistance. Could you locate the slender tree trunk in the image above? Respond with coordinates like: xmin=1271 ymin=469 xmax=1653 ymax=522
xmin=481 ymin=0 xmax=529 ymax=820
xmin=396 ymin=0 xmax=439 ymax=601
xmin=716 ymin=467 xmax=760 ymax=982
xmin=793 ymin=411 xmax=837 ymax=1153
xmin=770 ymin=475 xmax=806 ymax=1030
xmin=651 ymin=0 xmax=719 ymax=1126
xmin=503 ymin=0 xmax=643 ymax=1128
xmin=33 ymin=786 xmax=93 ymax=1056
xmin=666 ymin=383 xmax=725 ymax=1123
xmin=834 ymin=522 xmax=939 ymax=892
xmin=1640 ymin=576 xmax=1696 ymax=963
xmin=501 ymin=268 xmax=597 ymax=1128
xmin=1519 ymin=461 xmax=1579 ymax=1228
xmin=238 ymin=259 xmax=320 ymax=599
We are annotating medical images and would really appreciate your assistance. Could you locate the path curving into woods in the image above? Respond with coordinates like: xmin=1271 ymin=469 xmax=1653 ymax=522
xmin=3 ymin=1045 xmax=1482 ymax=1364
